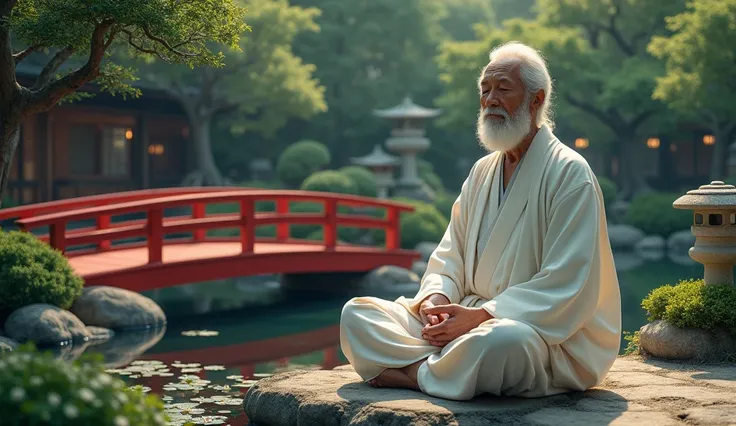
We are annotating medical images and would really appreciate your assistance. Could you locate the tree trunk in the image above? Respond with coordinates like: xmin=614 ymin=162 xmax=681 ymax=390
xmin=0 ymin=120 xmax=20 ymax=208
xmin=616 ymin=127 xmax=652 ymax=200
xmin=190 ymin=118 xmax=224 ymax=186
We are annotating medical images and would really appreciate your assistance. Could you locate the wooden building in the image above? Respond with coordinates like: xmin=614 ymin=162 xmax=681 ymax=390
xmin=7 ymin=64 xmax=191 ymax=205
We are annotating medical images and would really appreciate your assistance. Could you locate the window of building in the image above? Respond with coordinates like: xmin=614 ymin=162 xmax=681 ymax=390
xmin=67 ymin=124 xmax=131 ymax=178
xmin=69 ymin=125 xmax=98 ymax=175
xmin=101 ymin=126 xmax=130 ymax=177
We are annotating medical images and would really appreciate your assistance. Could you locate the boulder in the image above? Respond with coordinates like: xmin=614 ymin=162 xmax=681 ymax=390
xmin=4 ymin=304 xmax=91 ymax=345
xmin=667 ymin=230 xmax=695 ymax=254
xmin=607 ymin=224 xmax=644 ymax=250
xmin=0 ymin=336 xmax=18 ymax=352
xmin=70 ymin=286 xmax=166 ymax=330
xmin=635 ymin=235 xmax=665 ymax=252
xmin=362 ymin=265 xmax=420 ymax=290
xmin=411 ymin=261 xmax=427 ymax=277
xmin=639 ymin=319 xmax=736 ymax=362
xmin=414 ymin=242 xmax=437 ymax=262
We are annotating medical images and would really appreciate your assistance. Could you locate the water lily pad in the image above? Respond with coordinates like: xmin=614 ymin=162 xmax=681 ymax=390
xmin=225 ymin=375 xmax=243 ymax=380
xmin=181 ymin=330 xmax=220 ymax=337
xmin=203 ymin=365 xmax=225 ymax=371
xmin=190 ymin=415 xmax=228 ymax=425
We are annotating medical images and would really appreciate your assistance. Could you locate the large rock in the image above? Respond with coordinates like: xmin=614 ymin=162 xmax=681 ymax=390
xmin=244 ymin=357 xmax=736 ymax=425
xmin=362 ymin=265 xmax=420 ymax=289
xmin=639 ymin=319 xmax=736 ymax=361
xmin=667 ymin=230 xmax=695 ymax=254
xmin=607 ymin=224 xmax=645 ymax=250
xmin=635 ymin=235 xmax=665 ymax=252
xmin=4 ymin=304 xmax=91 ymax=344
xmin=411 ymin=261 xmax=427 ymax=277
xmin=414 ymin=242 xmax=437 ymax=262
xmin=0 ymin=336 xmax=18 ymax=352
xmin=70 ymin=286 xmax=166 ymax=330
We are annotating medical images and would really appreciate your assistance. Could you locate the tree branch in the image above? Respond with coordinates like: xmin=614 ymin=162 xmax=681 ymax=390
xmin=24 ymin=19 xmax=115 ymax=115
xmin=31 ymin=46 xmax=75 ymax=90
xmin=565 ymin=94 xmax=620 ymax=129
xmin=13 ymin=44 xmax=41 ymax=64
xmin=143 ymin=25 xmax=197 ymax=57
xmin=630 ymin=110 xmax=652 ymax=129
xmin=603 ymin=1 xmax=635 ymax=56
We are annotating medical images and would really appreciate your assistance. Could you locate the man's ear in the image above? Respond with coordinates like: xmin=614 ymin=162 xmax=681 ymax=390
xmin=532 ymin=89 xmax=545 ymax=109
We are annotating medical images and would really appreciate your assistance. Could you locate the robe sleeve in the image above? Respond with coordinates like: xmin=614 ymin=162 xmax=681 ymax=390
xmin=404 ymin=165 xmax=475 ymax=315
xmin=481 ymin=182 xmax=604 ymax=346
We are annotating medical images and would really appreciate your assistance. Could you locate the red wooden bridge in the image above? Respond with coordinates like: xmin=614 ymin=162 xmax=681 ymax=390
xmin=0 ymin=188 xmax=420 ymax=292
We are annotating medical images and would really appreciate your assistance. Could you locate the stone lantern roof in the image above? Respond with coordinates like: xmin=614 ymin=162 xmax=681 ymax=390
xmin=350 ymin=145 xmax=400 ymax=168
xmin=373 ymin=96 xmax=441 ymax=119
xmin=673 ymin=181 xmax=736 ymax=210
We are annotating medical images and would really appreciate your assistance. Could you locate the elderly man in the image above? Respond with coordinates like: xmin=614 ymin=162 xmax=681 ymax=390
xmin=339 ymin=41 xmax=621 ymax=401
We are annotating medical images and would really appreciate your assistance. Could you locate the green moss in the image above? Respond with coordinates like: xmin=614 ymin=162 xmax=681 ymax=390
xmin=642 ymin=278 xmax=736 ymax=334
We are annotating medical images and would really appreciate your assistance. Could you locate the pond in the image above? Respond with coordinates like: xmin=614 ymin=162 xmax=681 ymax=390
xmin=90 ymin=250 xmax=703 ymax=426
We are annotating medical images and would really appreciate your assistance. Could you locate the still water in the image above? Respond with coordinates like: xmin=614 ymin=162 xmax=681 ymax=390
xmin=90 ymin=250 xmax=702 ymax=425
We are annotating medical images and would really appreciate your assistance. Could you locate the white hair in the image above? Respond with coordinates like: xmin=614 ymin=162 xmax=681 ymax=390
xmin=482 ymin=41 xmax=555 ymax=130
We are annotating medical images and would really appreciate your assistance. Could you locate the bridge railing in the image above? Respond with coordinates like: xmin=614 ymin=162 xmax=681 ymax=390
xmin=0 ymin=186 xmax=245 ymax=221
xmin=16 ymin=190 xmax=415 ymax=263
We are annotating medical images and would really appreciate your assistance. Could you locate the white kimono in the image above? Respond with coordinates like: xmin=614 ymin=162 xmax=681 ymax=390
xmin=340 ymin=124 xmax=622 ymax=400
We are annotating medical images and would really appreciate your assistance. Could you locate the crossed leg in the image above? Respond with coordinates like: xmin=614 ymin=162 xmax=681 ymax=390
xmin=339 ymin=296 xmax=553 ymax=400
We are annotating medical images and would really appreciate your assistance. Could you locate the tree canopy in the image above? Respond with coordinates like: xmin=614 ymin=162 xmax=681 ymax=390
xmin=648 ymin=0 xmax=736 ymax=179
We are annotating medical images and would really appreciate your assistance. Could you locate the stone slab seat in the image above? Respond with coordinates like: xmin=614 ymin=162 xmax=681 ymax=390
xmin=243 ymin=358 xmax=736 ymax=426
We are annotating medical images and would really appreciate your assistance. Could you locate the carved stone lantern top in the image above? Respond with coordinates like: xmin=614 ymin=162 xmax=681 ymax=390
xmin=673 ymin=181 xmax=736 ymax=210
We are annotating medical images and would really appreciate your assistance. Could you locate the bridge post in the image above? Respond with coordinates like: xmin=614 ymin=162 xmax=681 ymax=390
xmin=276 ymin=199 xmax=289 ymax=241
xmin=324 ymin=199 xmax=337 ymax=250
xmin=147 ymin=208 xmax=163 ymax=263
xmin=192 ymin=203 xmax=206 ymax=242
xmin=385 ymin=207 xmax=401 ymax=250
xmin=49 ymin=222 xmax=66 ymax=253
xmin=240 ymin=198 xmax=255 ymax=254
xmin=96 ymin=214 xmax=111 ymax=250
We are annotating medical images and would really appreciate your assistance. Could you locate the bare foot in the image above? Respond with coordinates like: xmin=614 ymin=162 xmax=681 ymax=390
xmin=367 ymin=368 xmax=419 ymax=390
xmin=401 ymin=358 xmax=425 ymax=384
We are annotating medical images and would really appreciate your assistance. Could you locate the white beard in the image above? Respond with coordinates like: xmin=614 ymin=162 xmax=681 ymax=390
xmin=476 ymin=96 xmax=532 ymax=152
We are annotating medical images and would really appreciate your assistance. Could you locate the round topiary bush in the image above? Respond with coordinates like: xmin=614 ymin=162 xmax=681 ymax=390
xmin=276 ymin=140 xmax=331 ymax=188
xmin=625 ymin=192 xmax=691 ymax=237
xmin=300 ymin=170 xmax=358 ymax=195
xmin=433 ymin=192 xmax=457 ymax=220
xmin=418 ymin=160 xmax=444 ymax=193
xmin=386 ymin=197 xmax=448 ymax=249
xmin=596 ymin=176 xmax=617 ymax=212
xmin=642 ymin=278 xmax=736 ymax=334
xmin=0 ymin=231 xmax=83 ymax=314
xmin=339 ymin=166 xmax=378 ymax=197
xmin=0 ymin=344 xmax=167 ymax=426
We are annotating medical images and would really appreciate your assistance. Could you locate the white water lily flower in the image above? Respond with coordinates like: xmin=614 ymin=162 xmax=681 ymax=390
xmin=113 ymin=415 xmax=129 ymax=426
xmin=10 ymin=387 xmax=25 ymax=402
xmin=47 ymin=392 xmax=61 ymax=407
xmin=63 ymin=404 xmax=79 ymax=419
xmin=78 ymin=388 xmax=95 ymax=402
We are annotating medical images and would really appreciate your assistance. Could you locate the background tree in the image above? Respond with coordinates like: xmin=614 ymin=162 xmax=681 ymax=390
xmin=0 ymin=0 xmax=245 ymax=205
xmin=435 ymin=0 xmax=688 ymax=198
xmin=137 ymin=0 xmax=327 ymax=186
xmin=648 ymin=0 xmax=736 ymax=180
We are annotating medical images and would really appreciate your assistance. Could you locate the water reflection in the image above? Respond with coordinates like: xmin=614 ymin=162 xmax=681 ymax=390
xmin=46 ymin=250 xmax=706 ymax=425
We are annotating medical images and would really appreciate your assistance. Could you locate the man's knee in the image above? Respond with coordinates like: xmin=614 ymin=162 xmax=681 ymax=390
xmin=340 ymin=297 xmax=378 ymax=331
xmin=466 ymin=319 xmax=542 ymax=357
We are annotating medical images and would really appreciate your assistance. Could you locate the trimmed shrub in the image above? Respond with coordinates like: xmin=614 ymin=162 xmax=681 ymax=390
xmin=596 ymin=176 xmax=617 ymax=211
xmin=376 ymin=197 xmax=448 ymax=249
xmin=625 ymin=192 xmax=691 ymax=237
xmin=433 ymin=192 xmax=457 ymax=220
xmin=339 ymin=166 xmax=378 ymax=197
xmin=0 ymin=231 xmax=83 ymax=313
xmin=0 ymin=344 xmax=167 ymax=426
xmin=276 ymin=140 xmax=330 ymax=188
xmin=642 ymin=278 xmax=736 ymax=334
xmin=418 ymin=159 xmax=444 ymax=193
xmin=300 ymin=170 xmax=358 ymax=195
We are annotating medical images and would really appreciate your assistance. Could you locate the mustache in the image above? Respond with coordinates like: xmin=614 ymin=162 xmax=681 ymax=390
xmin=481 ymin=107 xmax=510 ymax=120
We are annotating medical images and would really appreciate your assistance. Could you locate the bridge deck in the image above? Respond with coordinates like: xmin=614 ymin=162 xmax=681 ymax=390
xmin=71 ymin=240 xmax=416 ymax=291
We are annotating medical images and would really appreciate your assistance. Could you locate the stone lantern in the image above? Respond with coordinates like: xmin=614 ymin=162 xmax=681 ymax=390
xmin=373 ymin=96 xmax=441 ymax=197
xmin=673 ymin=180 xmax=736 ymax=285
xmin=350 ymin=145 xmax=400 ymax=199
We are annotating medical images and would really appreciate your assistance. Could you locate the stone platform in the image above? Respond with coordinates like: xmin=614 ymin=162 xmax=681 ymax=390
xmin=243 ymin=356 xmax=736 ymax=425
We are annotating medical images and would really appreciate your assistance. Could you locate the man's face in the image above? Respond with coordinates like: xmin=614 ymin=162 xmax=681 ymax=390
xmin=476 ymin=58 xmax=533 ymax=152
